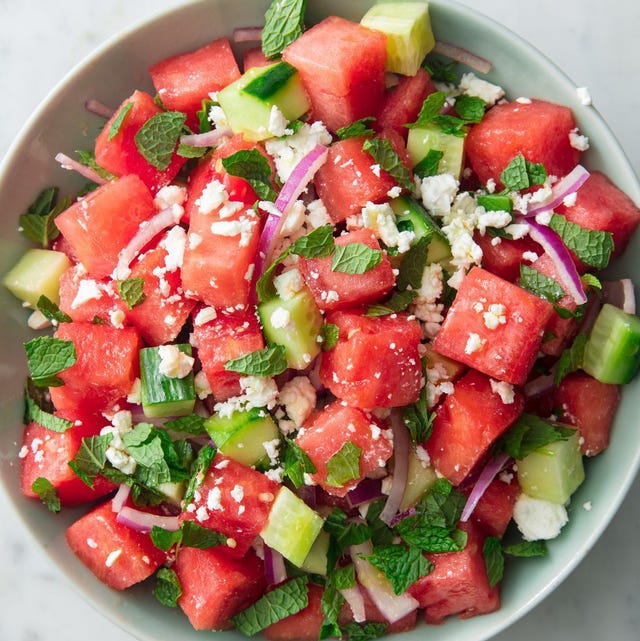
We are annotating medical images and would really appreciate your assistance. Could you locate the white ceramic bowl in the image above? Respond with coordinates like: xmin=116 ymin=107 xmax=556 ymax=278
xmin=1 ymin=2 xmax=639 ymax=641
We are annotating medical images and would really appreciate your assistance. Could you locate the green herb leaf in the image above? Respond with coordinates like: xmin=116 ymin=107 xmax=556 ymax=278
xmin=324 ymin=509 xmax=372 ymax=550
xmin=326 ymin=441 xmax=362 ymax=487
xmin=320 ymin=577 xmax=344 ymax=640
xmin=222 ymin=149 xmax=277 ymax=201
xmin=477 ymin=194 xmax=513 ymax=213
xmin=197 ymin=98 xmax=216 ymax=133
xmin=336 ymin=117 xmax=377 ymax=140
xmin=154 ymin=568 xmax=182 ymax=608
xmin=25 ymin=187 xmax=58 ymax=217
xmin=68 ymin=434 xmax=113 ymax=489
xmin=117 ymin=278 xmax=146 ymax=309
xmin=262 ymin=0 xmax=307 ymax=59
xmin=407 ymin=92 xmax=447 ymax=129
xmin=75 ymin=150 xmax=116 ymax=180
xmin=397 ymin=236 xmax=430 ymax=291
xmin=365 ymin=290 xmax=418 ymax=317
xmin=150 ymin=526 xmax=184 ymax=552
xmin=362 ymin=137 xmax=413 ymax=191
xmin=365 ymin=499 xmax=395 ymax=546
xmin=500 ymin=154 xmax=529 ymax=191
xmin=334 ymin=564 xmax=356 ymax=590
xmin=398 ymin=478 xmax=466 ymax=533
xmin=36 ymin=295 xmax=72 ymax=324
xmin=581 ymin=273 xmax=602 ymax=290
xmin=413 ymin=149 xmax=444 ymax=179
xmin=224 ymin=344 xmax=288 ymax=377
xmin=19 ymin=188 xmax=70 ymax=248
xmin=24 ymin=336 xmax=76 ymax=387
xmin=183 ymin=445 xmax=216 ymax=507
xmin=290 ymin=224 xmax=335 ymax=258
xmin=177 ymin=144 xmax=208 ymax=159
xmin=331 ymin=243 xmax=382 ymax=275
xmin=548 ymin=214 xmax=614 ymax=269
xmin=402 ymin=388 xmax=434 ymax=445
xmin=24 ymin=386 xmax=73 ymax=433
xmin=503 ymin=539 xmax=548 ymax=557
xmin=281 ymin=438 xmax=316 ymax=488
xmin=519 ymin=264 xmax=565 ymax=304
xmin=396 ymin=522 xmax=466 ymax=553
xmin=483 ymin=536 xmax=504 ymax=587
xmin=232 ymin=576 xmax=309 ymax=635
xmin=526 ymin=160 xmax=547 ymax=187
xmin=134 ymin=111 xmax=186 ymax=170
xmin=31 ymin=477 xmax=61 ymax=513
xmin=501 ymin=414 xmax=576 ymax=460
xmin=341 ymin=622 xmax=388 ymax=641
xmin=423 ymin=58 xmax=457 ymax=83
xmin=108 ymin=102 xmax=133 ymax=140
xmin=320 ymin=323 xmax=339 ymax=351
xmin=364 ymin=544 xmax=433 ymax=595
xmin=454 ymin=95 xmax=486 ymax=122
xmin=164 ymin=414 xmax=208 ymax=435
xmin=151 ymin=521 xmax=227 ymax=551
xmin=554 ymin=333 xmax=588 ymax=386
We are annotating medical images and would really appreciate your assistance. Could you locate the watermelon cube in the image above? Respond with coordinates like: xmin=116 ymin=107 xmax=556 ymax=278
xmin=473 ymin=232 xmax=541 ymax=283
xmin=243 ymin=46 xmax=272 ymax=72
xmin=263 ymin=584 xmax=324 ymax=641
xmin=464 ymin=478 xmax=520 ymax=538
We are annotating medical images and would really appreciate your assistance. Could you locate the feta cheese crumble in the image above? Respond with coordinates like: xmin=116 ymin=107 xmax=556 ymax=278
xmin=513 ymin=494 xmax=569 ymax=541
xmin=157 ymin=344 xmax=195 ymax=379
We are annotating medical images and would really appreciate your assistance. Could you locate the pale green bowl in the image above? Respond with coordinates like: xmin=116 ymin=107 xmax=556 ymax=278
xmin=1 ymin=1 xmax=638 ymax=640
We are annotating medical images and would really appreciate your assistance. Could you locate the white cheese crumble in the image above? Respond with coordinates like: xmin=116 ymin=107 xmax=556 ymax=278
xmin=230 ymin=484 xmax=245 ymax=503
xmin=419 ymin=173 xmax=459 ymax=216
xmin=562 ymin=192 xmax=578 ymax=208
xmin=196 ymin=178 xmax=228 ymax=214
xmin=71 ymin=279 xmax=103 ymax=309
xmin=569 ymin=128 xmax=590 ymax=151
xmin=194 ymin=370 xmax=212 ymax=400
xmin=207 ymin=486 xmax=223 ymax=511
xmin=27 ymin=309 xmax=51 ymax=330
xmin=464 ymin=332 xmax=486 ymax=355
xmin=268 ymin=105 xmax=291 ymax=137
xmin=459 ymin=72 xmax=505 ymax=106
xmin=270 ymin=306 xmax=291 ymax=330
xmin=210 ymin=215 xmax=258 ymax=247
xmin=274 ymin=268 xmax=304 ymax=301
xmin=100 ymin=410 xmax=137 ymax=475
xmin=361 ymin=201 xmax=414 ymax=253
xmin=194 ymin=306 xmax=217 ymax=326
xmin=109 ymin=308 xmax=126 ymax=329
xmin=483 ymin=303 xmax=507 ymax=330
xmin=105 ymin=549 xmax=122 ymax=568
xmin=154 ymin=185 xmax=187 ymax=211
xmin=279 ymin=376 xmax=317 ymax=427
xmin=513 ymin=494 xmax=569 ymax=541
xmin=160 ymin=225 xmax=187 ymax=272
xmin=575 ymin=86 xmax=592 ymax=106
xmin=490 ymin=379 xmax=515 ymax=404
xmin=213 ymin=376 xmax=279 ymax=419
xmin=157 ymin=344 xmax=195 ymax=379
xmin=262 ymin=439 xmax=281 ymax=466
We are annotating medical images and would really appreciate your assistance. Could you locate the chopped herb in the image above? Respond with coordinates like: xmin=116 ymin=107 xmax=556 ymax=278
xmin=151 ymin=521 xmax=227 ymax=552
xmin=197 ymin=97 xmax=216 ymax=133
xmin=31 ymin=477 xmax=61 ymax=513
xmin=336 ymin=117 xmax=377 ymax=140
xmin=24 ymin=336 xmax=76 ymax=387
xmin=290 ymin=224 xmax=335 ymax=258
xmin=554 ymin=333 xmax=588 ymax=386
xmin=24 ymin=385 xmax=73 ymax=433
xmin=36 ymin=295 xmax=71 ymax=324
xmin=75 ymin=150 xmax=116 ymax=180
xmin=341 ymin=622 xmax=388 ymax=641
xmin=331 ymin=243 xmax=382 ymax=275
xmin=483 ymin=536 xmax=504 ymax=587
xmin=224 ymin=344 xmax=288 ymax=377
xmin=422 ymin=58 xmax=457 ymax=84
xmin=326 ymin=441 xmax=362 ymax=487
xmin=164 ymin=414 xmax=208 ymax=435
xmin=397 ymin=237 xmax=431 ymax=291
xmin=581 ymin=273 xmax=602 ymax=290
xmin=134 ymin=111 xmax=186 ymax=171
xmin=324 ymin=508 xmax=372 ymax=549
xmin=362 ymin=137 xmax=413 ymax=190
xmin=407 ymin=92 xmax=447 ymax=129
xmin=526 ymin=160 xmax=547 ymax=187
xmin=396 ymin=522 xmax=467 ymax=554
xmin=365 ymin=290 xmax=418 ymax=317
xmin=413 ymin=149 xmax=444 ymax=179
xmin=150 ymin=526 xmax=183 ymax=552
xmin=281 ymin=438 xmax=316 ymax=488
xmin=117 ymin=278 xmax=146 ymax=309
xmin=477 ymin=194 xmax=513 ymax=213
xmin=177 ymin=143 xmax=208 ymax=159
xmin=500 ymin=154 xmax=547 ymax=191
xmin=68 ymin=434 xmax=113 ymax=489
xmin=320 ymin=323 xmax=339 ymax=351
xmin=19 ymin=187 xmax=70 ymax=248
xmin=453 ymin=95 xmax=487 ymax=122
xmin=319 ymin=575 xmax=344 ymax=640
xmin=501 ymin=414 xmax=576 ymax=460
xmin=222 ymin=149 xmax=277 ymax=201
xmin=364 ymin=544 xmax=433 ymax=595
xmin=549 ymin=214 xmax=614 ymax=270
xmin=183 ymin=445 xmax=216 ymax=507
xmin=503 ymin=539 xmax=548 ymax=557
xmin=334 ymin=564 xmax=356 ymax=590
xmin=519 ymin=264 xmax=565 ymax=304
xmin=154 ymin=568 xmax=182 ymax=608
xmin=402 ymin=388 xmax=434 ymax=445
xmin=108 ymin=101 xmax=133 ymax=140
xmin=365 ymin=499 xmax=395 ymax=546
xmin=262 ymin=0 xmax=307 ymax=58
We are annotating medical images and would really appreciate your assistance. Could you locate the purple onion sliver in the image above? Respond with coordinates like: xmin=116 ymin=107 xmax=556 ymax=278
xmin=602 ymin=279 xmax=637 ymax=315
xmin=84 ymin=98 xmax=115 ymax=119
xmin=433 ymin=40 xmax=492 ymax=74
xmin=460 ymin=452 xmax=512 ymax=522
xmin=294 ymin=484 xmax=317 ymax=509
xmin=389 ymin=506 xmax=417 ymax=528
xmin=180 ymin=127 xmax=232 ymax=148
xmin=340 ymin=585 xmax=366 ymax=623
xmin=526 ymin=165 xmax=590 ymax=218
xmin=116 ymin=506 xmax=180 ymax=533
xmin=379 ymin=410 xmax=410 ymax=525
xmin=55 ymin=152 xmax=108 ymax=186
xmin=523 ymin=372 xmax=555 ymax=400
xmin=263 ymin=544 xmax=287 ymax=586
xmin=347 ymin=477 xmax=384 ymax=508
xmin=111 ymin=483 xmax=131 ymax=513
xmin=232 ymin=26 xmax=263 ymax=43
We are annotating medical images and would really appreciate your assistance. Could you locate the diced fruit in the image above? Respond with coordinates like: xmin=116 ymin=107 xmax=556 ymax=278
xmin=433 ymin=266 xmax=554 ymax=385
xmin=583 ymin=303 xmax=640 ymax=384
xmin=516 ymin=429 xmax=585 ymax=504
xmin=54 ymin=174 xmax=156 ymax=280
xmin=174 ymin=546 xmax=265 ymax=630
xmin=407 ymin=124 xmax=466 ymax=178
xmin=243 ymin=46 xmax=272 ymax=71
xmin=204 ymin=407 xmax=280 ymax=467
xmin=465 ymin=99 xmax=580 ymax=188
xmin=361 ymin=2 xmax=436 ymax=76
xmin=65 ymin=500 xmax=165 ymax=589
xmin=263 ymin=583 xmax=324 ymax=641
xmin=473 ymin=232 xmax=541 ymax=283
xmin=217 ymin=62 xmax=310 ymax=141
xmin=260 ymin=486 xmax=324 ymax=567
xmin=295 ymin=401 xmax=393 ymax=496
xmin=426 ymin=370 xmax=524 ymax=485
xmin=3 ymin=249 xmax=71 ymax=307
xmin=464 ymin=478 xmax=520 ymax=538
xmin=258 ymin=288 xmax=323 ymax=369
xmin=320 ymin=310 xmax=422 ymax=409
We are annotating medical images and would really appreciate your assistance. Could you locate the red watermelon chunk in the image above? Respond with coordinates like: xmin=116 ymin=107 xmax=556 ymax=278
xmin=474 ymin=231 xmax=541 ymax=282
xmin=314 ymin=137 xmax=399 ymax=223
xmin=263 ymin=583 xmax=324 ymax=641
xmin=174 ymin=546 xmax=266 ymax=631
xmin=243 ymin=46 xmax=272 ymax=71
xmin=55 ymin=174 xmax=156 ymax=280
xmin=282 ymin=16 xmax=387 ymax=132
xmin=465 ymin=99 xmax=580 ymax=188
xmin=433 ymin=266 xmax=554 ymax=385
xmin=149 ymin=37 xmax=241 ymax=130
xmin=295 ymin=401 xmax=393 ymax=497
xmin=554 ymin=372 xmax=621 ymax=456
xmin=95 ymin=91 xmax=187 ymax=192
xmin=65 ymin=500 xmax=165 ymax=590
xmin=299 ymin=229 xmax=395 ymax=311
xmin=320 ymin=310 xmax=422 ymax=409
xmin=408 ymin=522 xmax=500 ymax=624
xmin=180 ymin=453 xmax=279 ymax=558
xmin=426 ymin=369 xmax=524 ymax=486
xmin=464 ymin=478 xmax=520 ymax=538
xmin=49 ymin=322 xmax=141 ymax=414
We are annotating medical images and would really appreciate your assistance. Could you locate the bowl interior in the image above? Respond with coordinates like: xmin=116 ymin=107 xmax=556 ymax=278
xmin=1 ymin=1 xmax=639 ymax=640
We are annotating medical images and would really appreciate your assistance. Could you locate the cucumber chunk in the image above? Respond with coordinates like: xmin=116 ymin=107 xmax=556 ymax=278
xmin=583 ymin=303 xmax=640 ymax=384
xmin=140 ymin=345 xmax=196 ymax=418
xmin=218 ymin=62 xmax=310 ymax=141
xmin=260 ymin=486 xmax=324 ymax=567
xmin=258 ymin=288 xmax=323 ymax=370
xmin=399 ymin=447 xmax=438 ymax=511
xmin=407 ymin=124 xmax=466 ymax=178
xmin=300 ymin=530 xmax=330 ymax=576
xmin=516 ymin=430 xmax=584 ymax=505
xmin=3 ymin=248 xmax=71 ymax=307
xmin=204 ymin=407 xmax=280 ymax=468
xmin=361 ymin=2 xmax=435 ymax=76
xmin=477 ymin=194 xmax=513 ymax=214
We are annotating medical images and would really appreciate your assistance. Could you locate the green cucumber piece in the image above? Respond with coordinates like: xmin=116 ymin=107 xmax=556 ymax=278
xmin=140 ymin=345 xmax=196 ymax=418
xmin=218 ymin=62 xmax=310 ymax=141
xmin=3 ymin=248 xmax=71 ymax=307
xmin=399 ymin=448 xmax=438 ymax=511
xmin=516 ymin=430 xmax=584 ymax=505
xmin=583 ymin=303 xmax=640 ymax=384
xmin=157 ymin=481 xmax=185 ymax=505
xmin=407 ymin=124 xmax=465 ymax=178
xmin=477 ymin=194 xmax=513 ymax=214
xmin=360 ymin=2 xmax=435 ymax=76
xmin=300 ymin=530 xmax=330 ymax=576
xmin=260 ymin=486 xmax=324 ymax=567
xmin=258 ymin=288 xmax=323 ymax=370
xmin=204 ymin=407 xmax=280 ymax=468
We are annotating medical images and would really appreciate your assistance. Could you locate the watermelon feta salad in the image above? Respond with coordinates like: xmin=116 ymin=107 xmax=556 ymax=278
xmin=5 ymin=1 xmax=640 ymax=639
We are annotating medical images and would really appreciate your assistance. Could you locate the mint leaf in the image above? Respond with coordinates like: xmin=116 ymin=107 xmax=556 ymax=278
xmin=519 ymin=264 xmax=565 ymax=304
xmin=526 ymin=160 xmax=547 ymax=187
xmin=320 ymin=323 xmax=339 ymax=351
xmin=224 ymin=344 xmax=288 ymax=377
xmin=68 ymin=434 xmax=113 ymax=489
xmin=581 ymin=273 xmax=602 ymax=290
xmin=183 ymin=445 xmax=216 ymax=507
xmin=24 ymin=336 xmax=76 ymax=387
xmin=320 ymin=577 xmax=344 ymax=639
xmin=232 ymin=576 xmax=309 ymax=635
xmin=331 ymin=243 xmax=382 ymax=275
xmin=501 ymin=414 xmax=576 ymax=460
xmin=108 ymin=101 xmax=133 ymax=140
xmin=503 ymin=539 xmax=548 ymax=557
xmin=423 ymin=58 xmax=457 ymax=83
xmin=36 ymin=295 xmax=71 ymax=324
xmin=134 ymin=111 xmax=186 ymax=171
xmin=362 ymin=137 xmax=413 ymax=191
xmin=396 ymin=522 xmax=466 ymax=553
xmin=365 ymin=290 xmax=418 ymax=317
xmin=151 ymin=521 xmax=226 ymax=551
xmin=290 ymin=224 xmax=335 ymax=258
xmin=326 ymin=441 xmax=362 ymax=487
xmin=341 ymin=622 xmax=387 ymax=641
xmin=397 ymin=236 xmax=431 ymax=291
xmin=324 ymin=508 xmax=372 ymax=549
xmin=154 ymin=568 xmax=182 ymax=608
xmin=75 ymin=150 xmax=116 ymax=181
xmin=554 ymin=333 xmax=587 ymax=386
xmin=26 ymin=186 xmax=58 ymax=217
xmin=500 ymin=154 xmax=529 ymax=191
xmin=364 ymin=544 xmax=433 ymax=595
xmin=404 ymin=478 xmax=466 ymax=530
xmin=477 ymin=194 xmax=513 ymax=213
xmin=222 ymin=149 xmax=277 ymax=201
xmin=150 ymin=526 xmax=183 ymax=551
xmin=413 ymin=149 xmax=444 ymax=179
xmin=281 ymin=438 xmax=316 ymax=488
xmin=164 ymin=414 xmax=207 ymax=435
xmin=24 ymin=387 xmax=73 ymax=433
xmin=407 ymin=92 xmax=447 ymax=129
xmin=197 ymin=97 xmax=216 ymax=133
xmin=403 ymin=394 xmax=434 ymax=446
xmin=19 ymin=188 xmax=70 ymax=248
xmin=177 ymin=144 xmax=208 ymax=159
xmin=483 ymin=536 xmax=504 ymax=587
xmin=336 ymin=117 xmax=376 ymax=140
xmin=117 ymin=278 xmax=146 ymax=309
xmin=334 ymin=564 xmax=356 ymax=590
xmin=262 ymin=0 xmax=307 ymax=59
xmin=548 ymin=214 xmax=614 ymax=269
xmin=454 ymin=95 xmax=486 ymax=122
xmin=365 ymin=499 xmax=395 ymax=546
xmin=31 ymin=477 xmax=61 ymax=513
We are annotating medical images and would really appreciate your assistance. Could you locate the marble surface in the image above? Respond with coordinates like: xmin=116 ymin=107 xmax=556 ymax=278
xmin=1 ymin=1 xmax=639 ymax=640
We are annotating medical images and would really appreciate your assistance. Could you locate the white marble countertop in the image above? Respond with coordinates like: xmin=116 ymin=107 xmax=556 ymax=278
xmin=1 ymin=1 xmax=639 ymax=640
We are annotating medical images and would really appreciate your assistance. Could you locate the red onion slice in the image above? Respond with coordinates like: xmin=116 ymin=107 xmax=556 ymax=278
xmin=378 ymin=411 xmax=410 ymax=525
xmin=602 ymin=279 xmax=636 ymax=315
xmin=116 ymin=506 xmax=180 ymax=533
xmin=526 ymin=165 xmax=590 ymax=218
xmin=263 ymin=544 xmax=288 ymax=585
xmin=233 ymin=26 xmax=263 ymax=43
xmin=84 ymin=98 xmax=115 ymax=119
xmin=111 ymin=483 xmax=131 ymax=512
xmin=55 ymin=152 xmax=108 ymax=186
xmin=180 ymin=127 xmax=232 ymax=148
xmin=525 ymin=219 xmax=588 ymax=305
xmin=347 ymin=478 xmax=384 ymax=508
xmin=523 ymin=372 xmax=555 ymax=400
xmin=433 ymin=40 xmax=492 ymax=74
xmin=340 ymin=585 xmax=366 ymax=623
xmin=460 ymin=452 xmax=511 ymax=522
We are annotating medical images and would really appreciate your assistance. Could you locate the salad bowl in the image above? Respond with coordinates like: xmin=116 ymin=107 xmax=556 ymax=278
xmin=0 ymin=1 xmax=639 ymax=641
